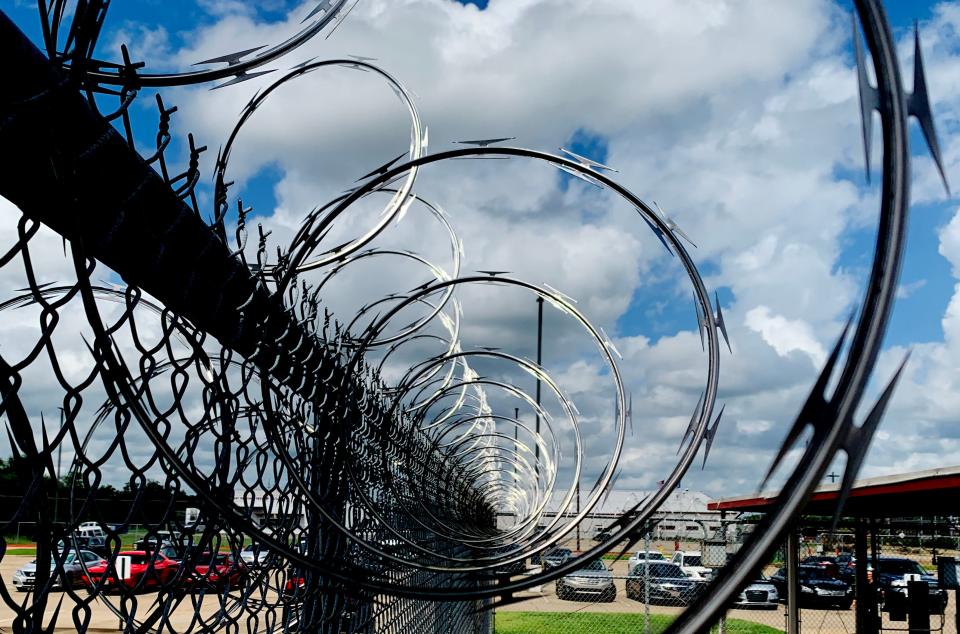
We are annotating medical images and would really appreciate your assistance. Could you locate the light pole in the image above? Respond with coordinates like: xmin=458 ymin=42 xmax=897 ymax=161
xmin=513 ymin=407 xmax=519 ymax=480
xmin=535 ymin=296 xmax=543 ymax=489
xmin=576 ymin=480 xmax=581 ymax=552
xmin=54 ymin=407 xmax=64 ymax=529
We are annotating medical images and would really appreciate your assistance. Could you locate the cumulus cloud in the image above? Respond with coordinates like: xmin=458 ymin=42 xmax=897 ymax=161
xmin=106 ymin=0 xmax=960 ymax=497
xmin=744 ymin=305 xmax=828 ymax=368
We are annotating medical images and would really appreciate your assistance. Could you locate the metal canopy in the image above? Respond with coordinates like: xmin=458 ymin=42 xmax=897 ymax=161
xmin=710 ymin=465 xmax=960 ymax=518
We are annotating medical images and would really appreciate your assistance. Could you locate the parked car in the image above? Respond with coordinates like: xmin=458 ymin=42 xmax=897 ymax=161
xmin=876 ymin=557 xmax=948 ymax=613
xmin=627 ymin=550 xmax=666 ymax=574
xmin=77 ymin=522 xmax=106 ymax=539
xmin=57 ymin=535 xmax=110 ymax=558
xmin=282 ymin=567 xmax=305 ymax=600
xmin=733 ymin=578 xmax=779 ymax=609
xmin=134 ymin=531 xmax=190 ymax=558
xmin=556 ymin=559 xmax=615 ymax=602
xmin=671 ymin=551 xmax=712 ymax=581
xmin=495 ymin=558 xmax=528 ymax=575
xmin=626 ymin=562 xmax=703 ymax=605
xmin=769 ymin=564 xmax=853 ymax=609
xmin=801 ymin=555 xmax=840 ymax=577
xmin=132 ymin=539 xmax=180 ymax=561
xmin=835 ymin=553 xmax=857 ymax=584
xmin=12 ymin=550 xmax=105 ymax=592
xmin=593 ymin=530 xmax=612 ymax=542
xmin=186 ymin=552 xmax=245 ymax=590
xmin=542 ymin=548 xmax=573 ymax=570
xmin=240 ymin=543 xmax=272 ymax=567
xmin=82 ymin=551 xmax=178 ymax=590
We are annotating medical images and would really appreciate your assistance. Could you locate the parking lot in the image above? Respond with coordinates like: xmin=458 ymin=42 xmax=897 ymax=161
xmin=496 ymin=560 xmax=958 ymax=633
xmin=0 ymin=554 xmax=264 ymax=632
xmin=1 ymin=554 xmax=956 ymax=633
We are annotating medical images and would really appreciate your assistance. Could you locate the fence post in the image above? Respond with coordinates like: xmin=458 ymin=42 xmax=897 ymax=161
xmin=786 ymin=527 xmax=800 ymax=634
xmin=643 ymin=531 xmax=650 ymax=634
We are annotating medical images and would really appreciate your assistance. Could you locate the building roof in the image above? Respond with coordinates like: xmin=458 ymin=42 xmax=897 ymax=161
xmin=546 ymin=487 xmax=717 ymax=517
xmin=708 ymin=465 xmax=960 ymax=518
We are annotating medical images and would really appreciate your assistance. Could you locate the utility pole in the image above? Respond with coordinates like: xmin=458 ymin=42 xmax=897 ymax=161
xmin=576 ymin=481 xmax=581 ymax=552
xmin=55 ymin=407 xmax=64 ymax=529
xmin=514 ymin=407 xmax=519 ymax=480
xmin=535 ymin=296 xmax=543 ymax=489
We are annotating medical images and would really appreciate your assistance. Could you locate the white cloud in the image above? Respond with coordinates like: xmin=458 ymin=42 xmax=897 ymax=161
xmin=744 ymin=305 xmax=828 ymax=368
xmin=114 ymin=0 xmax=958 ymax=498
xmin=5 ymin=0 xmax=960 ymax=505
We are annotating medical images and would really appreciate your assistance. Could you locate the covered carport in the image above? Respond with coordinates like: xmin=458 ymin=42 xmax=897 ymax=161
xmin=710 ymin=466 xmax=960 ymax=633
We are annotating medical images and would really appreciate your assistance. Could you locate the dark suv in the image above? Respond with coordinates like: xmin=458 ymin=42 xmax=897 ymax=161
xmin=876 ymin=557 xmax=948 ymax=614
xmin=542 ymin=548 xmax=573 ymax=569
xmin=769 ymin=564 xmax=853 ymax=609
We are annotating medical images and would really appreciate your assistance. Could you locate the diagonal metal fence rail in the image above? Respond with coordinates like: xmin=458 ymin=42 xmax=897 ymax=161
xmin=0 ymin=0 xmax=948 ymax=632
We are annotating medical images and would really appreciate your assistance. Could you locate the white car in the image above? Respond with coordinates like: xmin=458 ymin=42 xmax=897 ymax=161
xmin=12 ymin=550 xmax=105 ymax=591
xmin=734 ymin=578 xmax=779 ymax=609
xmin=627 ymin=550 xmax=666 ymax=574
xmin=671 ymin=551 xmax=712 ymax=581
xmin=240 ymin=544 xmax=271 ymax=566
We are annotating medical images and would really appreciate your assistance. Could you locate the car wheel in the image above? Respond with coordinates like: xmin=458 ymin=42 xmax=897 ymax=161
xmin=603 ymin=588 xmax=616 ymax=603
xmin=840 ymin=600 xmax=853 ymax=610
xmin=556 ymin=582 xmax=566 ymax=600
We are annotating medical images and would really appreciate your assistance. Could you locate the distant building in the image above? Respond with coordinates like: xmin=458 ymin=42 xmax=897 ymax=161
xmin=535 ymin=487 xmax=734 ymax=543
xmin=232 ymin=487 xmax=307 ymax=532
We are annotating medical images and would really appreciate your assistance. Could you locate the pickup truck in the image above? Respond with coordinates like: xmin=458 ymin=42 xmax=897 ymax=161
xmin=627 ymin=550 xmax=666 ymax=574
xmin=671 ymin=550 xmax=712 ymax=581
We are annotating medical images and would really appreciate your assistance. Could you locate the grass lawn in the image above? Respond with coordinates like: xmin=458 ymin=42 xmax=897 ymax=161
xmin=495 ymin=612 xmax=782 ymax=634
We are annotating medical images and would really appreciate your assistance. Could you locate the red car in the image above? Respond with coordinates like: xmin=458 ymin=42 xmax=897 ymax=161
xmin=188 ymin=552 xmax=245 ymax=590
xmin=82 ymin=551 xmax=177 ymax=589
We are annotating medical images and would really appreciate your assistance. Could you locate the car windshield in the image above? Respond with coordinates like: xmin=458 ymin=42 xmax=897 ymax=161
xmin=638 ymin=552 xmax=664 ymax=560
xmin=128 ymin=555 xmax=152 ymax=565
xmin=683 ymin=556 xmax=702 ymax=567
xmin=547 ymin=549 xmax=571 ymax=558
xmin=880 ymin=560 xmax=925 ymax=576
xmin=649 ymin=564 xmax=686 ymax=578
xmin=582 ymin=560 xmax=606 ymax=571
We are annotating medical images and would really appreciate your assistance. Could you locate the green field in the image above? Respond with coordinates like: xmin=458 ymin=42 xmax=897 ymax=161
xmin=495 ymin=612 xmax=782 ymax=634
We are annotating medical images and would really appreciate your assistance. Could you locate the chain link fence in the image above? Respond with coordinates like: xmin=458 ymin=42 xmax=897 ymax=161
xmin=490 ymin=519 xmax=960 ymax=634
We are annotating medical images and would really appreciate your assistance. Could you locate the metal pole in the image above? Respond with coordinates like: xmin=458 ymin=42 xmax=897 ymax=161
xmin=855 ymin=518 xmax=875 ymax=634
xmin=534 ymin=297 xmax=543 ymax=490
xmin=787 ymin=526 xmax=800 ymax=634
xmin=955 ymin=588 xmax=959 ymax=634
xmin=576 ymin=481 xmax=581 ymax=552
xmin=870 ymin=518 xmax=881 ymax=632
xmin=644 ymin=531 xmax=651 ymax=634
xmin=718 ymin=516 xmax=727 ymax=634
xmin=55 ymin=408 xmax=63 ymax=529
xmin=513 ymin=407 xmax=519 ymax=480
